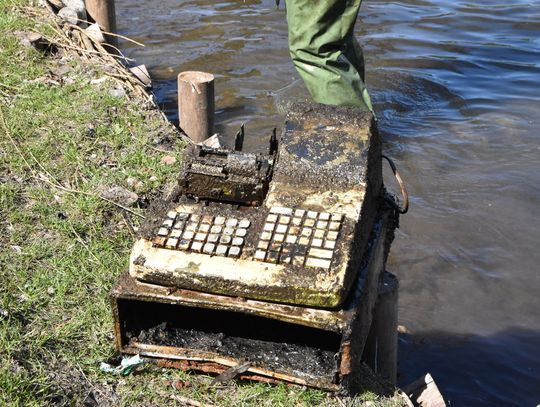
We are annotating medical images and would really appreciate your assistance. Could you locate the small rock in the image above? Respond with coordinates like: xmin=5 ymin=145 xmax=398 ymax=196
xmin=90 ymin=76 xmax=108 ymax=85
xmin=0 ymin=308 xmax=8 ymax=320
xmin=18 ymin=32 xmax=42 ymax=48
xmin=102 ymin=64 xmax=116 ymax=74
xmin=47 ymin=287 xmax=55 ymax=295
xmin=85 ymin=23 xmax=105 ymax=44
xmin=55 ymin=64 xmax=72 ymax=76
xmin=126 ymin=176 xmax=143 ymax=190
xmin=15 ymin=31 xmax=50 ymax=51
xmin=149 ymin=175 xmax=158 ymax=182
xmin=100 ymin=185 xmax=138 ymax=207
xmin=60 ymin=0 xmax=87 ymax=27
xmin=109 ymin=88 xmax=126 ymax=99
xmin=161 ymin=155 xmax=177 ymax=165
xmin=58 ymin=7 xmax=79 ymax=25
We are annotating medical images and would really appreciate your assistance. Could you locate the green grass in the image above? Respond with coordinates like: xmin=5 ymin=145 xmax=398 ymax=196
xmin=0 ymin=1 xmax=405 ymax=405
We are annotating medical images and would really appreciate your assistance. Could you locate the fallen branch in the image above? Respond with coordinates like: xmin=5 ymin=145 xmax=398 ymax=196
xmin=99 ymin=28 xmax=146 ymax=47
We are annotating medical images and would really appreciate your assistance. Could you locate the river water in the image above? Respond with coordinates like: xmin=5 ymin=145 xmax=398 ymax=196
xmin=115 ymin=0 xmax=540 ymax=404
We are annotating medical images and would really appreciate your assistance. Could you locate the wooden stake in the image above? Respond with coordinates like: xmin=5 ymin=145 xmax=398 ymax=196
xmin=85 ymin=0 xmax=117 ymax=47
xmin=363 ymin=271 xmax=399 ymax=385
xmin=177 ymin=71 xmax=215 ymax=143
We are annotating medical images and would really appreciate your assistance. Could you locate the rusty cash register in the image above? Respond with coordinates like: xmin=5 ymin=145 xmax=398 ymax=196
xmin=111 ymin=103 xmax=401 ymax=393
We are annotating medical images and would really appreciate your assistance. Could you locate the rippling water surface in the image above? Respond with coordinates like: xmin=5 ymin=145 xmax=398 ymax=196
xmin=116 ymin=0 xmax=540 ymax=404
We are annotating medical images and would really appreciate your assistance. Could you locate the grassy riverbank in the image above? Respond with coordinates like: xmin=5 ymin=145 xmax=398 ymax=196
xmin=0 ymin=1 xmax=405 ymax=405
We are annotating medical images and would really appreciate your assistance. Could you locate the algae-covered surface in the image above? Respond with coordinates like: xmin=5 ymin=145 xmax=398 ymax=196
xmin=0 ymin=1 xmax=405 ymax=405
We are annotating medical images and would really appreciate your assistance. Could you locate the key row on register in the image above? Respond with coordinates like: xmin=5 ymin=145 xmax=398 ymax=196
xmin=252 ymin=207 xmax=345 ymax=269
xmin=152 ymin=212 xmax=251 ymax=257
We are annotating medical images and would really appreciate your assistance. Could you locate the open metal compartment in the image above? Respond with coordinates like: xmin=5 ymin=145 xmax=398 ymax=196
xmin=111 ymin=208 xmax=396 ymax=393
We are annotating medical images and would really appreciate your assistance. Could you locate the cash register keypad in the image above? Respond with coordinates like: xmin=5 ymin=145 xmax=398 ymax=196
xmin=153 ymin=211 xmax=249 ymax=258
xmin=153 ymin=207 xmax=343 ymax=268
xmin=254 ymin=207 xmax=343 ymax=269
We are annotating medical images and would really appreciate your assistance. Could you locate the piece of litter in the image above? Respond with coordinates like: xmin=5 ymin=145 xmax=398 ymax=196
xmin=200 ymin=134 xmax=226 ymax=149
xmin=109 ymin=88 xmax=126 ymax=98
xmin=100 ymin=354 xmax=145 ymax=376
xmin=129 ymin=64 xmax=151 ymax=87
xmin=85 ymin=23 xmax=105 ymax=44
xmin=90 ymin=77 xmax=108 ymax=85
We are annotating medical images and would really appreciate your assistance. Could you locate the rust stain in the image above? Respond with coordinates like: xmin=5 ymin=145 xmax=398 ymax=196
xmin=123 ymin=343 xmax=339 ymax=391
xmin=340 ymin=341 xmax=352 ymax=375
xmin=112 ymin=270 xmax=348 ymax=333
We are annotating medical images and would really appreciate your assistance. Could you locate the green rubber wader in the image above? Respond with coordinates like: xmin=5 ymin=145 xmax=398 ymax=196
xmin=286 ymin=0 xmax=373 ymax=111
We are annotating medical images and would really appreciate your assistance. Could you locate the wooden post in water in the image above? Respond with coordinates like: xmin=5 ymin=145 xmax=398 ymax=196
xmin=85 ymin=0 xmax=117 ymax=47
xmin=178 ymin=71 xmax=215 ymax=143
xmin=363 ymin=271 xmax=399 ymax=385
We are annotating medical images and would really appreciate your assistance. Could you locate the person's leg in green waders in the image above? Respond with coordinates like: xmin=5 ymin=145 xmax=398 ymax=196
xmin=286 ymin=0 xmax=373 ymax=111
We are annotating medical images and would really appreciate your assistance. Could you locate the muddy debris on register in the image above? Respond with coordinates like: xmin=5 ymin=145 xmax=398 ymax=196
xmin=133 ymin=322 xmax=337 ymax=377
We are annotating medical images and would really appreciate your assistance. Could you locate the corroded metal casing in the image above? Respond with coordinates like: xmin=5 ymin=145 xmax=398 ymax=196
xmin=128 ymin=103 xmax=382 ymax=308
xmin=112 ymin=210 xmax=396 ymax=394
xmin=263 ymin=104 xmax=383 ymax=306
xmin=179 ymin=144 xmax=274 ymax=206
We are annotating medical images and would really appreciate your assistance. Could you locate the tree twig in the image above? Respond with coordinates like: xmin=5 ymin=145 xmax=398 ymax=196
xmin=0 ymin=82 xmax=21 ymax=91
xmin=68 ymin=222 xmax=101 ymax=264
xmin=99 ymin=29 xmax=145 ymax=47
xmin=37 ymin=174 xmax=144 ymax=218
